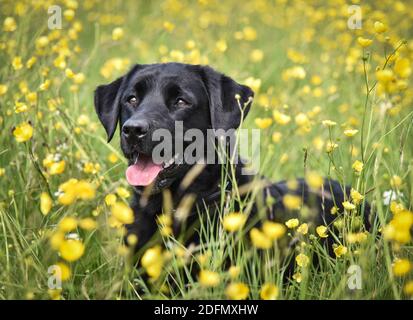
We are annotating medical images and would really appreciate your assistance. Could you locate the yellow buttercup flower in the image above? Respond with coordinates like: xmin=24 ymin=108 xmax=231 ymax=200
xmin=344 ymin=128 xmax=358 ymax=137
xmin=316 ymin=225 xmax=328 ymax=238
xmin=59 ymin=240 xmax=85 ymax=262
xmin=279 ymin=153 xmax=289 ymax=164
xmin=297 ymin=223 xmax=309 ymax=235
xmin=393 ymin=259 xmax=411 ymax=277
xmin=357 ymin=37 xmax=373 ymax=48
xmin=225 ymin=282 xmax=249 ymax=300
xmin=305 ymin=171 xmax=323 ymax=189
xmin=49 ymin=160 xmax=66 ymax=175
xmin=394 ymin=58 xmax=411 ymax=79
xmin=322 ymin=119 xmax=337 ymax=127
xmin=126 ymin=234 xmax=138 ymax=246
xmin=116 ymin=187 xmax=130 ymax=198
xmin=250 ymin=228 xmax=272 ymax=249
xmin=73 ymin=73 xmax=85 ymax=84
xmin=197 ymin=251 xmax=211 ymax=266
xmin=55 ymin=262 xmax=71 ymax=281
xmin=35 ymin=36 xmax=49 ymax=49
xmin=26 ymin=92 xmax=37 ymax=105
xmin=0 ymin=84 xmax=8 ymax=95
xmin=285 ymin=218 xmax=299 ymax=229
xmin=228 ymin=266 xmax=240 ymax=279
xmin=347 ymin=232 xmax=368 ymax=244
xmin=333 ymin=245 xmax=348 ymax=258
xmin=352 ymin=160 xmax=363 ymax=173
xmin=243 ymin=26 xmax=257 ymax=41
xmin=58 ymin=216 xmax=78 ymax=232
xmin=157 ymin=214 xmax=172 ymax=227
xmin=112 ymin=27 xmax=124 ymax=40
xmin=295 ymin=113 xmax=309 ymax=126
xmin=40 ymin=192 xmax=52 ymax=215
xmin=141 ymin=245 xmax=164 ymax=280
xmin=390 ymin=201 xmax=405 ymax=215
xmin=250 ymin=49 xmax=264 ymax=62
xmin=79 ymin=218 xmax=97 ymax=231
xmin=376 ymin=69 xmax=394 ymax=84
xmin=26 ymin=57 xmax=37 ymax=69
xmin=342 ymin=201 xmax=356 ymax=211
xmin=77 ymin=114 xmax=90 ymax=126
xmin=255 ymin=117 xmax=273 ymax=129
xmin=262 ymin=221 xmax=286 ymax=240
xmin=390 ymin=175 xmax=402 ymax=188
xmin=286 ymin=179 xmax=299 ymax=190
xmin=48 ymin=289 xmax=62 ymax=300
xmin=111 ymin=201 xmax=134 ymax=224
xmin=282 ymin=66 xmax=306 ymax=80
xmin=283 ymin=195 xmax=301 ymax=210
xmin=13 ymin=122 xmax=33 ymax=142
xmin=199 ymin=270 xmax=220 ymax=287
xmin=58 ymin=179 xmax=96 ymax=205
xmin=63 ymin=9 xmax=75 ymax=21
xmin=39 ymin=79 xmax=51 ymax=91
xmin=273 ymin=110 xmax=291 ymax=125
xmin=272 ymin=131 xmax=282 ymax=143
xmin=108 ymin=152 xmax=119 ymax=163
xmin=14 ymin=101 xmax=28 ymax=113
xmin=373 ymin=21 xmax=387 ymax=34
xmin=12 ymin=57 xmax=23 ymax=70
xmin=404 ymin=281 xmax=413 ymax=296
xmin=50 ymin=232 xmax=65 ymax=250
xmin=163 ymin=21 xmax=175 ymax=32
xmin=215 ymin=39 xmax=227 ymax=52
xmin=326 ymin=141 xmax=338 ymax=153
xmin=3 ymin=17 xmax=17 ymax=32
xmin=350 ymin=189 xmax=364 ymax=205
xmin=222 ymin=212 xmax=247 ymax=232
xmin=260 ymin=283 xmax=279 ymax=300
xmin=295 ymin=253 xmax=310 ymax=267
xmin=158 ymin=214 xmax=173 ymax=236
xmin=383 ymin=209 xmax=413 ymax=244
xmin=293 ymin=272 xmax=302 ymax=283
xmin=83 ymin=162 xmax=101 ymax=174
xmin=65 ymin=68 xmax=75 ymax=78
xmin=105 ymin=193 xmax=117 ymax=206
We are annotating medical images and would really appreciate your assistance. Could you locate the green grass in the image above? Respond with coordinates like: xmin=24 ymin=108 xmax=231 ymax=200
xmin=0 ymin=0 xmax=412 ymax=300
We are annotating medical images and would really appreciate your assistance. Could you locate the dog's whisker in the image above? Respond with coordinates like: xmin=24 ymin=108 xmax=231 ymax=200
xmin=133 ymin=153 xmax=139 ymax=165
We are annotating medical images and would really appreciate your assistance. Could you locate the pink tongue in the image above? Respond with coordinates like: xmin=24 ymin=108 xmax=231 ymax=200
xmin=126 ymin=158 xmax=163 ymax=186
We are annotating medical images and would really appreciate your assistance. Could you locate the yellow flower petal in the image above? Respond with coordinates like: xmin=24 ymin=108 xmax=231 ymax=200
xmin=225 ymin=282 xmax=249 ymax=300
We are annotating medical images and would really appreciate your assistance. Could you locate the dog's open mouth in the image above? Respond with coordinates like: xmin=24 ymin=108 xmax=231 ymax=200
xmin=125 ymin=153 xmax=180 ymax=186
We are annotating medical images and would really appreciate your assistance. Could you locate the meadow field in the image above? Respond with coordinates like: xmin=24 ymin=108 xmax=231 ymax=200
xmin=0 ymin=0 xmax=412 ymax=300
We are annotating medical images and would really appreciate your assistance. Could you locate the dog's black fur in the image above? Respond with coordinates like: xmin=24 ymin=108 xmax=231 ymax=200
xmin=94 ymin=63 xmax=370 ymax=260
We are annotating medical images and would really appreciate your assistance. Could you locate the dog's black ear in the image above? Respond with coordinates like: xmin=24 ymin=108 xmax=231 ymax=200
xmin=200 ymin=66 xmax=254 ymax=131
xmin=94 ymin=64 xmax=141 ymax=142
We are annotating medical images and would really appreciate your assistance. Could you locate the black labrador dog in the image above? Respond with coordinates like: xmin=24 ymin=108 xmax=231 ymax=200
xmin=94 ymin=62 xmax=370 ymax=260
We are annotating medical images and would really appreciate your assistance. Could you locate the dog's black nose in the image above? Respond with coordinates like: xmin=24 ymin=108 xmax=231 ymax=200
xmin=122 ymin=119 xmax=149 ymax=140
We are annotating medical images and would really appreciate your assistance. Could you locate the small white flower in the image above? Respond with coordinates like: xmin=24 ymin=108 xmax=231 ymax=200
xmin=382 ymin=190 xmax=403 ymax=205
xmin=66 ymin=233 xmax=80 ymax=240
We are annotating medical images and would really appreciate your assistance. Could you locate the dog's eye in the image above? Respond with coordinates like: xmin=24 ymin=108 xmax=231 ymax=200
xmin=175 ymin=98 xmax=189 ymax=107
xmin=127 ymin=96 xmax=138 ymax=105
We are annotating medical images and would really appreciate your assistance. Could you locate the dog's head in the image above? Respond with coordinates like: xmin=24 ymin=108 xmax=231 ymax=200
xmin=94 ymin=63 xmax=253 ymax=193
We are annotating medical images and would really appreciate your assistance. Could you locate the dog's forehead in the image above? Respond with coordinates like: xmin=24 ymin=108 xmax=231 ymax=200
xmin=130 ymin=63 xmax=201 ymax=86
